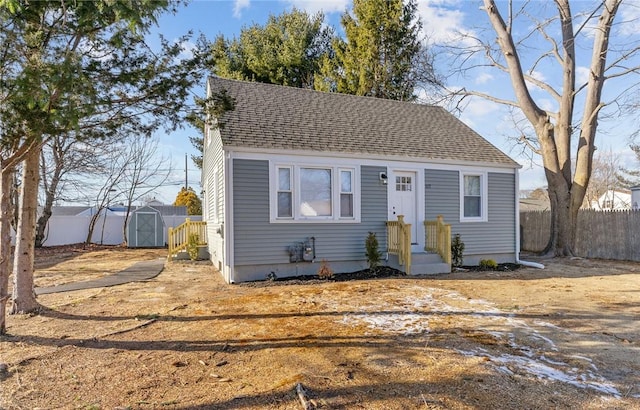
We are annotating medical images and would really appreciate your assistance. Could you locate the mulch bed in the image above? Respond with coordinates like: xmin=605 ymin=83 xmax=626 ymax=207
xmin=240 ymin=263 xmax=522 ymax=287
xmin=459 ymin=263 xmax=521 ymax=272
xmin=240 ymin=266 xmax=406 ymax=287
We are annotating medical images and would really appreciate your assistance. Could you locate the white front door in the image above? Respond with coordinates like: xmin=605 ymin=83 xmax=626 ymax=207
xmin=390 ymin=171 xmax=418 ymax=244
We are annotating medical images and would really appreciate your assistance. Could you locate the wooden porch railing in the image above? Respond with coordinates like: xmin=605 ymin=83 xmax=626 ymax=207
xmin=386 ymin=215 xmax=411 ymax=274
xmin=167 ymin=218 xmax=207 ymax=260
xmin=424 ymin=215 xmax=451 ymax=265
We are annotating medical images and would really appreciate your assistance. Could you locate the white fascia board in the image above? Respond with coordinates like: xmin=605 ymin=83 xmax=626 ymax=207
xmin=226 ymin=147 xmax=520 ymax=174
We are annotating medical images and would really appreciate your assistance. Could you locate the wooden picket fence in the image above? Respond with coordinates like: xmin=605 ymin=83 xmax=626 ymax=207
xmin=521 ymin=209 xmax=640 ymax=261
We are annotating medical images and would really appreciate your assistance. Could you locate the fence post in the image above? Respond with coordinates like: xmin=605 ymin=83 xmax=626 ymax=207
xmin=167 ymin=227 xmax=174 ymax=261
xmin=397 ymin=215 xmax=405 ymax=266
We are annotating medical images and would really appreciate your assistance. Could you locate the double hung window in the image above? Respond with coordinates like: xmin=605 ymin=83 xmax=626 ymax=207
xmin=460 ymin=172 xmax=487 ymax=222
xmin=272 ymin=164 xmax=359 ymax=222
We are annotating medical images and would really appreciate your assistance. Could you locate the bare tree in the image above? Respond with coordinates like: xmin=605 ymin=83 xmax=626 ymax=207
xmin=582 ymin=149 xmax=624 ymax=209
xmin=36 ymin=135 xmax=117 ymax=247
xmin=118 ymin=136 xmax=171 ymax=246
xmin=445 ymin=0 xmax=638 ymax=255
xmin=85 ymin=147 xmax=128 ymax=245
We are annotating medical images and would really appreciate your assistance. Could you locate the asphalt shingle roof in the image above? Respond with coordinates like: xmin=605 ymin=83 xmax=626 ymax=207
xmin=208 ymin=77 xmax=519 ymax=167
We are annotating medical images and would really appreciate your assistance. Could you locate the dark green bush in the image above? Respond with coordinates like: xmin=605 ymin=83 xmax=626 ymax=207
xmin=365 ymin=232 xmax=382 ymax=270
xmin=451 ymin=234 xmax=465 ymax=267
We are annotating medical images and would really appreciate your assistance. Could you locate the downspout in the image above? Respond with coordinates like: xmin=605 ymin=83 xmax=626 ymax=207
xmin=515 ymin=169 xmax=544 ymax=269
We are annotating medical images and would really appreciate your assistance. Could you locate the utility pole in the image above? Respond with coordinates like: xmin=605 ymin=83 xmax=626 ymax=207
xmin=185 ymin=153 xmax=188 ymax=189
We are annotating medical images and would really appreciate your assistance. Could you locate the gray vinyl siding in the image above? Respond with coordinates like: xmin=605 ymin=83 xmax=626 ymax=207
xmin=233 ymin=159 xmax=387 ymax=265
xmin=202 ymin=127 xmax=225 ymax=223
xmin=203 ymin=127 xmax=225 ymax=264
xmin=425 ymin=169 xmax=515 ymax=255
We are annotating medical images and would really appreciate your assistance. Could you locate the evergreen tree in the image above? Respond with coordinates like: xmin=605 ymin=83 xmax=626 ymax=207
xmin=0 ymin=0 xmax=201 ymax=328
xmin=189 ymin=8 xmax=333 ymax=169
xmin=316 ymin=0 xmax=423 ymax=100
xmin=211 ymin=8 xmax=333 ymax=88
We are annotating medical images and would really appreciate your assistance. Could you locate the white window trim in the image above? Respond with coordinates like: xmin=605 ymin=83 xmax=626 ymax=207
xmin=270 ymin=162 xmax=361 ymax=223
xmin=459 ymin=171 xmax=488 ymax=223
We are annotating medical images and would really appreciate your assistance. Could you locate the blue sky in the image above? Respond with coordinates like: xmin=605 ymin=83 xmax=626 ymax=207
xmin=145 ymin=0 xmax=640 ymax=204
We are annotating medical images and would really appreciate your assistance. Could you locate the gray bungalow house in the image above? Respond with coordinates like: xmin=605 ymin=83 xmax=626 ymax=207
xmin=202 ymin=77 xmax=521 ymax=283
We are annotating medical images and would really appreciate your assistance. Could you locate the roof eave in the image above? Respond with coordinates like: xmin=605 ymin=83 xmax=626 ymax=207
xmin=223 ymin=146 xmax=522 ymax=170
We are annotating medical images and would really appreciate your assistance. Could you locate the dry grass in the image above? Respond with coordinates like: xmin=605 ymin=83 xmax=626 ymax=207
xmin=1 ymin=250 xmax=639 ymax=409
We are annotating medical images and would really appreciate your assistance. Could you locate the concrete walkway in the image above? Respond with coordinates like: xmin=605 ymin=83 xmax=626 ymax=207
xmin=35 ymin=258 xmax=165 ymax=295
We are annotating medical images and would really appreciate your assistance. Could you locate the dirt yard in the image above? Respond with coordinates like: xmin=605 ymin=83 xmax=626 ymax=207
xmin=1 ymin=246 xmax=639 ymax=409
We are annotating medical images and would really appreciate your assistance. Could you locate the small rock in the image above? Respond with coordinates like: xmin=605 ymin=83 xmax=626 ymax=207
xmin=198 ymin=360 xmax=207 ymax=366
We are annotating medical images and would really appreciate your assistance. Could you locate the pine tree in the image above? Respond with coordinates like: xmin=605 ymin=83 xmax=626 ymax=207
xmin=316 ymin=0 xmax=423 ymax=100
xmin=211 ymin=8 xmax=332 ymax=89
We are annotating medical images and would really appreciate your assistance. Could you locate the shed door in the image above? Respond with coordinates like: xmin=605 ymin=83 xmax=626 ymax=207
xmin=390 ymin=171 xmax=417 ymax=244
xmin=136 ymin=213 xmax=157 ymax=247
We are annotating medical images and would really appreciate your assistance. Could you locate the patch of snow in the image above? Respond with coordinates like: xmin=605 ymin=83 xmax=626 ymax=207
xmin=340 ymin=312 xmax=429 ymax=335
xmin=457 ymin=349 xmax=620 ymax=396
xmin=335 ymin=286 xmax=623 ymax=398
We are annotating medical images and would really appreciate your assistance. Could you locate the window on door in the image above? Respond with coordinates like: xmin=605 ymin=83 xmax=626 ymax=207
xmin=396 ymin=175 xmax=412 ymax=191
xmin=460 ymin=172 xmax=488 ymax=222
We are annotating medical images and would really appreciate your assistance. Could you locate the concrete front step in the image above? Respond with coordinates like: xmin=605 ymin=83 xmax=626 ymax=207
xmin=410 ymin=262 xmax=451 ymax=275
xmin=172 ymin=245 xmax=210 ymax=261
xmin=387 ymin=252 xmax=451 ymax=275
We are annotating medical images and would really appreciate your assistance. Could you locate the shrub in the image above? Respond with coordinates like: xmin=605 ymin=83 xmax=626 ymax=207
xmin=187 ymin=233 xmax=199 ymax=261
xmin=317 ymin=259 xmax=334 ymax=279
xmin=451 ymin=234 xmax=465 ymax=267
xmin=479 ymin=259 xmax=498 ymax=270
xmin=365 ymin=231 xmax=382 ymax=270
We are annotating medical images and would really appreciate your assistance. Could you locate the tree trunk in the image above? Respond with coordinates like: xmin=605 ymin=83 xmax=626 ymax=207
xmin=11 ymin=148 xmax=41 ymax=315
xmin=86 ymin=209 xmax=102 ymax=245
xmin=35 ymin=153 xmax=62 ymax=247
xmin=544 ymin=174 xmax=575 ymax=256
xmin=0 ymin=166 xmax=14 ymax=334
xmin=122 ymin=205 xmax=131 ymax=247
xmin=34 ymin=190 xmax=54 ymax=248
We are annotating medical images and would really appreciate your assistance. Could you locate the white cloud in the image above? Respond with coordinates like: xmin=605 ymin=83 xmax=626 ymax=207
xmin=524 ymin=69 xmax=546 ymax=91
xmin=456 ymin=95 xmax=501 ymax=130
xmin=284 ymin=0 xmax=349 ymax=15
xmin=464 ymin=96 xmax=500 ymax=118
xmin=537 ymin=98 xmax=557 ymax=113
xmin=475 ymin=72 xmax=493 ymax=85
xmin=618 ymin=2 xmax=640 ymax=36
xmin=233 ymin=0 xmax=250 ymax=18
xmin=576 ymin=66 xmax=590 ymax=87
xmin=416 ymin=0 xmax=475 ymax=46
xmin=177 ymin=40 xmax=196 ymax=61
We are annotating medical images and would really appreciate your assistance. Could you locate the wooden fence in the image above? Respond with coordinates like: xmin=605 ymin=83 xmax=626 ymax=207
xmin=521 ymin=210 xmax=640 ymax=261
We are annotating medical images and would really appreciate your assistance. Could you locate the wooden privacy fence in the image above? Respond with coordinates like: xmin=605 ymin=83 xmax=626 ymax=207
xmin=521 ymin=210 xmax=640 ymax=261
